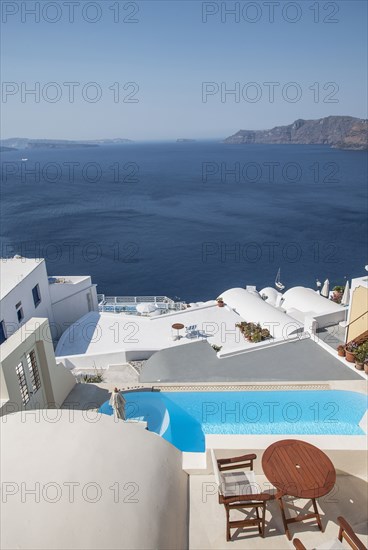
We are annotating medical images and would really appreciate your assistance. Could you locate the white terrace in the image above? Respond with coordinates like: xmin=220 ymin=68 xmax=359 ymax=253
xmin=55 ymin=295 xmax=304 ymax=371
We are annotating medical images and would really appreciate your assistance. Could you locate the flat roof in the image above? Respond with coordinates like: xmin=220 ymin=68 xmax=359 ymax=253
xmin=140 ymin=339 xmax=363 ymax=383
xmin=56 ymin=304 xmax=283 ymax=358
xmin=0 ymin=257 xmax=44 ymax=300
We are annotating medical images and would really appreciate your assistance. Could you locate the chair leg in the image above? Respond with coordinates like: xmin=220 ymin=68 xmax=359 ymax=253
xmin=261 ymin=503 xmax=266 ymax=538
xmin=226 ymin=505 xmax=231 ymax=541
xmin=256 ymin=506 xmax=261 ymax=535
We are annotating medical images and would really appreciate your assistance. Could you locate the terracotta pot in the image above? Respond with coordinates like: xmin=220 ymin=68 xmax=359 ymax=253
xmin=337 ymin=347 xmax=345 ymax=357
xmin=345 ymin=349 xmax=356 ymax=363
xmin=355 ymin=362 xmax=364 ymax=371
xmin=364 ymin=363 xmax=368 ymax=375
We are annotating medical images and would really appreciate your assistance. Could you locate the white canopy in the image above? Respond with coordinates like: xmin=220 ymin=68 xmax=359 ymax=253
xmin=341 ymin=281 xmax=350 ymax=306
xmin=321 ymin=279 xmax=330 ymax=298
xmin=136 ymin=302 xmax=157 ymax=314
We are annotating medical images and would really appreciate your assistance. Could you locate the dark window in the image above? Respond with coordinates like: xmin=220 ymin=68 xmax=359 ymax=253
xmin=0 ymin=321 xmax=7 ymax=345
xmin=26 ymin=350 xmax=41 ymax=392
xmin=16 ymin=303 xmax=24 ymax=323
xmin=15 ymin=362 xmax=30 ymax=405
xmin=32 ymin=284 xmax=41 ymax=307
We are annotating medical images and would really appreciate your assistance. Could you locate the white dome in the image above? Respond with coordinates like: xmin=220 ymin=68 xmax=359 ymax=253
xmin=282 ymin=286 xmax=343 ymax=315
xmin=259 ymin=287 xmax=282 ymax=305
xmin=220 ymin=288 xmax=303 ymax=338
xmin=1 ymin=411 xmax=187 ymax=550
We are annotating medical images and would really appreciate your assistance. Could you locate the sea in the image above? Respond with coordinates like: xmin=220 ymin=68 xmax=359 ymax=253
xmin=0 ymin=142 xmax=367 ymax=301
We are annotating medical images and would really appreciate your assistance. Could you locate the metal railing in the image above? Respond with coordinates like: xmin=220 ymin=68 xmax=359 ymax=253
xmin=97 ymin=294 xmax=186 ymax=314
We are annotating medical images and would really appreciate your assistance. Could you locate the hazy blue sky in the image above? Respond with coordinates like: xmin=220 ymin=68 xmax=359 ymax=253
xmin=1 ymin=0 xmax=367 ymax=140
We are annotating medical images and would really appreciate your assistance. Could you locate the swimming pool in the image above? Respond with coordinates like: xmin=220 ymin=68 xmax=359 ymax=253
xmin=99 ymin=390 xmax=367 ymax=452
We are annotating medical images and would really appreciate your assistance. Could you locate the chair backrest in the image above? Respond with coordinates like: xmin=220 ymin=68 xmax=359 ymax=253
xmin=210 ymin=449 xmax=222 ymax=492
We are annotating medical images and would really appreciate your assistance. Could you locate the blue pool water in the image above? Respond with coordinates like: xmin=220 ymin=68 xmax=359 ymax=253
xmin=99 ymin=390 xmax=367 ymax=452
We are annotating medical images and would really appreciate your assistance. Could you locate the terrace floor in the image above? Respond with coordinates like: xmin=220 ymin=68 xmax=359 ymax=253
xmin=316 ymin=324 xmax=346 ymax=351
xmin=189 ymin=473 xmax=368 ymax=549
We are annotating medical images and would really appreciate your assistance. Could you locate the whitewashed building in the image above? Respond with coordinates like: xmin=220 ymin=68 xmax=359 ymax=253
xmin=0 ymin=318 xmax=75 ymax=416
xmin=0 ymin=256 xmax=98 ymax=344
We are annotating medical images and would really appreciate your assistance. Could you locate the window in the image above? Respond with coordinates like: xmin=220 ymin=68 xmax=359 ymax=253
xmin=0 ymin=321 xmax=6 ymax=345
xmin=26 ymin=350 xmax=41 ymax=392
xmin=32 ymin=284 xmax=41 ymax=307
xmin=15 ymin=362 xmax=30 ymax=405
xmin=15 ymin=302 xmax=24 ymax=323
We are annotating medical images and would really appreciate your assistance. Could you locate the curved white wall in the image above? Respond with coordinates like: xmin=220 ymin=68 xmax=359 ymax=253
xmin=1 ymin=411 xmax=188 ymax=550
xmin=259 ymin=287 xmax=283 ymax=306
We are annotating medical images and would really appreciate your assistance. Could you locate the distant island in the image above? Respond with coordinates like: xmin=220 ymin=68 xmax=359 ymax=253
xmin=0 ymin=138 xmax=134 ymax=150
xmin=176 ymin=139 xmax=197 ymax=143
xmin=224 ymin=116 xmax=368 ymax=150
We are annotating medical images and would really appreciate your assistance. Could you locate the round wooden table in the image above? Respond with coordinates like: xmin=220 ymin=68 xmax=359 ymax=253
xmin=262 ymin=439 xmax=336 ymax=540
xmin=171 ymin=323 xmax=185 ymax=339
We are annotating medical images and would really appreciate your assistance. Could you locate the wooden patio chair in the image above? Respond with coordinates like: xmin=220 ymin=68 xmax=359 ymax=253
xmin=211 ymin=449 xmax=275 ymax=541
xmin=293 ymin=516 xmax=367 ymax=550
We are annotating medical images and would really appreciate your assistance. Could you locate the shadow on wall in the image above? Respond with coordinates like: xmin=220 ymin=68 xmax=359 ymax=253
xmin=61 ymin=383 xmax=110 ymax=410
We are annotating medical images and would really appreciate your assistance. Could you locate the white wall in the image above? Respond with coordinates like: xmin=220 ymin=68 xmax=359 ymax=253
xmin=0 ymin=260 xmax=56 ymax=340
xmin=1 ymin=260 xmax=98 ymax=345
xmin=49 ymin=278 xmax=98 ymax=336
xmin=1 ymin=411 xmax=189 ymax=550
xmin=0 ymin=318 xmax=75 ymax=416
xmin=57 ymin=348 xmax=156 ymax=371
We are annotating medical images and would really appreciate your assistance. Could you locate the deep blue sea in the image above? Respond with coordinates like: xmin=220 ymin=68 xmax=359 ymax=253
xmin=0 ymin=142 xmax=367 ymax=301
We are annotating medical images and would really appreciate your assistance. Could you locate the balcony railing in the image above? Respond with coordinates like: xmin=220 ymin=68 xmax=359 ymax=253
xmin=97 ymin=294 xmax=186 ymax=314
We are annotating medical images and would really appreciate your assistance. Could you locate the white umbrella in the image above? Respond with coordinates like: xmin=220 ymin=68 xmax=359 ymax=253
xmin=109 ymin=389 xmax=126 ymax=420
xmin=321 ymin=279 xmax=330 ymax=298
xmin=136 ymin=302 xmax=156 ymax=314
xmin=341 ymin=280 xmax=350 ymax=306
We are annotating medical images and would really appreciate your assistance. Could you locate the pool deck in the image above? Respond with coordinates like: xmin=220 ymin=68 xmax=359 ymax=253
xmin=189 ymin=473 xmax=368 ymax=549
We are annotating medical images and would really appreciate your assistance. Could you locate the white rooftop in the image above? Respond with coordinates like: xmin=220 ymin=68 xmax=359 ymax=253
xmin=282 ymin=286 xmax=344 ymax=315
xmin=0 ymin=257 xmax=44 ymax=300
xmin=221 ymin=288 xmax=303 ymax=339
xmin=56 ymin=303 xmax=252 ymax=359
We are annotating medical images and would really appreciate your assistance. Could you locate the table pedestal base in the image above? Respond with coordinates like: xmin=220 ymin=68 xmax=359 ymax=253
xmin=278 ymin=497 xmax=323 ymax=540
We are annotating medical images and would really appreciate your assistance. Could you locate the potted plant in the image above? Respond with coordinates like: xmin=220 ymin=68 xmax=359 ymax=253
xmin=355 ymin=342 xmax=368 ymax=371
xmin=212 ymin=344 xmax=222 ymax=353
xmin=251 ymin=332 xmax=262 ymax=343
xmin=337 ymin=345 xmax=345 ymax=357
xmin=345 ymin=341 xmax=358 ymax=363
xmin=216 ymin=297 xmax=225 ymax=307
xmin=331 ymin=285 xmax=344 ymax=304
xmin=354 ymin=349 xmax=365 ymax=370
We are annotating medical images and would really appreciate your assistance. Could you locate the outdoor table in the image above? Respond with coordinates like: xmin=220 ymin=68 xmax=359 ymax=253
xmin=171 ymin=323 xmax=185 ymax=340
xmin=262 ymin=439 xmax=336 ymax=540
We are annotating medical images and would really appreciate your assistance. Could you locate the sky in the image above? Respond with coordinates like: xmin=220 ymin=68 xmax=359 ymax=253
xmin=1 ymin=0 xmax=367 ymax=140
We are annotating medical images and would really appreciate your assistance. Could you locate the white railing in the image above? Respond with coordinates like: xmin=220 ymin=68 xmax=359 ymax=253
xmin=97 ymin=294 xmax=186 ymax=313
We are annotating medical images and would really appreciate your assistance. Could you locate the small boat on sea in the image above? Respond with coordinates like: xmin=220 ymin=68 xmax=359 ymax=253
xmin=21 ymin=158 xmax=28 ymax=162
xmin=275 ymin=268 xmax=285 ymax=291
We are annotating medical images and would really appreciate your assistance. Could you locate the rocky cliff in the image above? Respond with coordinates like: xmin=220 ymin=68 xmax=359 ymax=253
xmin=224 ymin=116 xmax=368 ymax=150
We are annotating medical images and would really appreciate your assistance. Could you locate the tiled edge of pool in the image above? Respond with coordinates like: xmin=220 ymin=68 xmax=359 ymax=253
xmin=182 ymin=434 xmax=368 ymax=479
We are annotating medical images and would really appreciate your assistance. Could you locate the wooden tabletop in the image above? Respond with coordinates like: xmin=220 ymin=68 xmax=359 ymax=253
xmin=171 ymin=323 xmax=185 ymax=330
xmin=262 ymin=439 xmax=336 ymax=499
